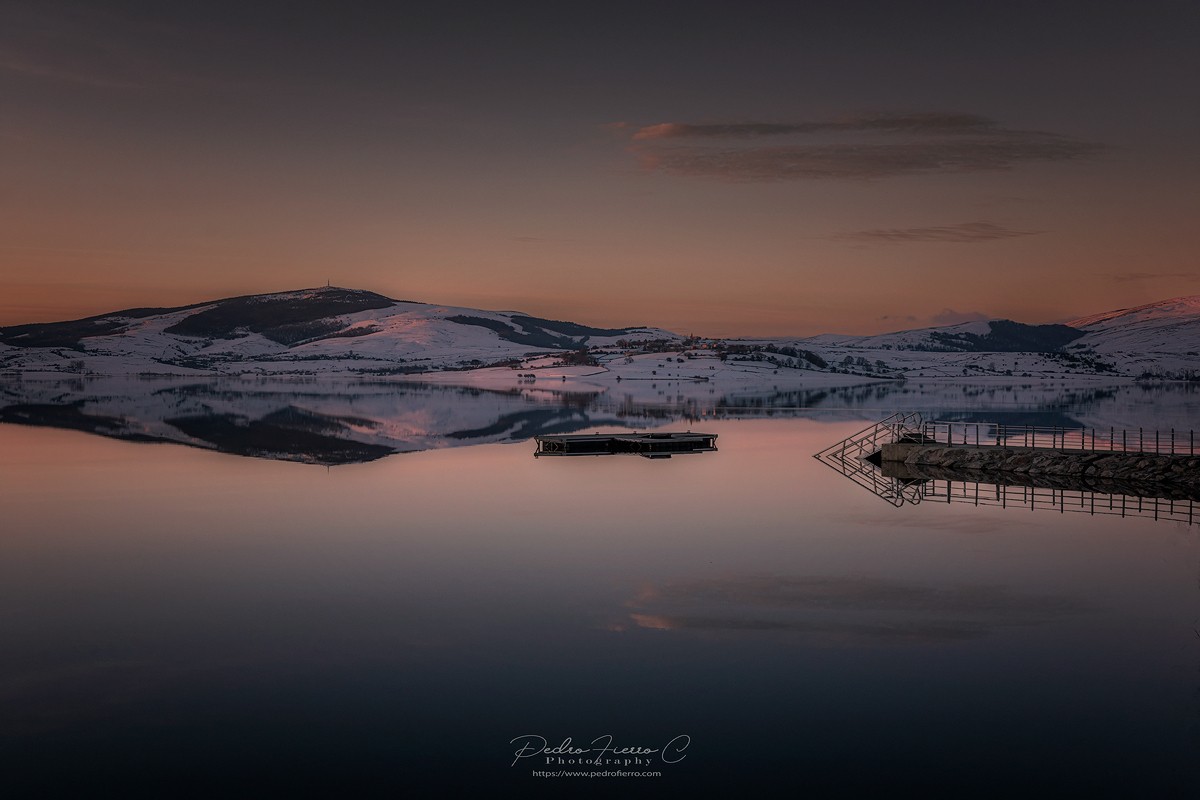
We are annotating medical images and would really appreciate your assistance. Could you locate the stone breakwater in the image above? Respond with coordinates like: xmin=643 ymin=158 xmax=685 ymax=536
xmin=880 ymin=443 xmax=1200 ymax=490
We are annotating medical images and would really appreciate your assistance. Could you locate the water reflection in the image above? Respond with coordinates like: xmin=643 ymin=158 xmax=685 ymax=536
xmin=1 ymin=414 xmax=1197 ymax=794
xmin=0 ymin=377 xmax=622 ymax=465
xmin=2 ymin=376 xmax=1199 ymax=464
xmin=614 ymin=575 xmax=1088 ymax=642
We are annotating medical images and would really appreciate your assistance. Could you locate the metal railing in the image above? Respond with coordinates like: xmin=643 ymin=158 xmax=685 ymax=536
xmin=916 ymin=479 xmax=1198 ymax=526
xmin=813 ymin=412 xmax=926 ymax=506
xmin=813 ymin=413 xmax=1198 ymax=524
xmin=921 ymin=421 xmax=1198 ymax=456
xmin=814 ymin=411 xmax=924 ymax=462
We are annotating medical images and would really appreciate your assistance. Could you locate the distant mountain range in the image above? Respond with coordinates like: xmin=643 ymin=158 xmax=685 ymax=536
xmin=792 ymin=295 xmax=1200 ymax=379
xmin=1 ymin=287 xmax=1197 ymax=380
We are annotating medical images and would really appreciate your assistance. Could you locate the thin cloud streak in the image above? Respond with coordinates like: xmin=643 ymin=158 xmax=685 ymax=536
xmin=626 ymin=113 xmax=1104 ymax=181
xmin=834 ymin=221 xmax=1044 ymax=245
xmin=876 ymin=309 xmax=991 ymax=327
xmin=931 ymin=308 xmax=991 ymax=325
xmin=0 ymin=51 xmax=146 ymax=90
xmin=632 ymin=113 xmax=999 ymax=140
xmin=1105 ymin=271 xmax=1199 ymax=283
xmin=636 ymin=137 xmax=1102 ymax=181
xmin=0 ymin=5 xmax=231 ymax=94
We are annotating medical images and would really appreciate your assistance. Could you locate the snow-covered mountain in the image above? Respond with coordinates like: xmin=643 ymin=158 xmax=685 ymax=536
xmin=0 ymin=287 xmax=673 ymax=377
xmin=804 ymin=319 xmax=1085 ymax=353
xmin=783 ymin=295 xmax=1200 ymax=379
xmin=1067 ymin=296 xmax=1200 ymax=375
xmin=1 ymin=287 xmax=1197 ymax=380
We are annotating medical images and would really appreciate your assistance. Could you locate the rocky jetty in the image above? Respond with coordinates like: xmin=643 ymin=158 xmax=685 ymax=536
xmin=881 ymin=443 xmax=1200 ymax=489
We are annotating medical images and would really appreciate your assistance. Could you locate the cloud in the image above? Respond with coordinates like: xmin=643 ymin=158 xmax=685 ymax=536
xmin=624 ymin=113 xmax=1103 ymax=182
xmin=632 ymin=113 xmax=998 ymax=140
xmin=0 ymin=50 xmax=147 ymax=89
xmin=629 ymin=613 xmax=995 ymax=640
xmin=834 ymin=221 xmax=1044 ymax=245
xmin=0 ymin=5 xmax=216 ymax=93
xmin=880 ymin=314 xmax=917 ymax=323
xmin=510 ymin=235 xmax=579 ymax=245
xmin=931 ymin=308 xmax=991 ymax=325
xmin=1105 ymin=271 xmax=1199 ymax=283
xmin=0 ymin=4 xmax=152 ymax=90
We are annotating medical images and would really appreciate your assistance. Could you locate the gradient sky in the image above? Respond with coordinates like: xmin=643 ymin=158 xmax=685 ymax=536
xmin=1 ymin=0 xmax=1197 ymax=336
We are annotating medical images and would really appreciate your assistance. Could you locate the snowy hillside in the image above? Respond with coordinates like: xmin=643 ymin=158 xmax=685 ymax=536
xmin=782 ymin=298 xmax=1200 ymax=380
xmin=1 ymin=287 xmax=1197 ymax=381
xmin=805 ymin=319 xmax=1084 ymax=353
xmin=1067 ymin=296 xmax=1200 ymax=376
xmin=0 ymin=287 xmax=672 ymax=377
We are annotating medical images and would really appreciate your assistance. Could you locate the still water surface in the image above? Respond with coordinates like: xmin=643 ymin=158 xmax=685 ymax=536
xmin=2 ymin=382 xmax=1198 ymax=796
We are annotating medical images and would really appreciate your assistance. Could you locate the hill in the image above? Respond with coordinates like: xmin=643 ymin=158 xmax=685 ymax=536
xmin=0 ymin=287 xmax=671 ymax=376
xmin=2 ymin=287 xmax=1197 ymax=381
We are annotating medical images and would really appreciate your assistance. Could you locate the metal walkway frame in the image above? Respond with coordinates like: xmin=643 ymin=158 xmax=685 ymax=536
xmin=812 ymin=412 xmax=926 ymax=507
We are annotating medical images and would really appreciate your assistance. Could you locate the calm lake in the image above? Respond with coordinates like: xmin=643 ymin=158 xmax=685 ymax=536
xmin=2 ymin=379 xmax=1198 ymax=796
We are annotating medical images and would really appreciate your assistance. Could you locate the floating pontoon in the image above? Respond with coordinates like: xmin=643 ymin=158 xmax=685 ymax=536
xmin=534 ymin=432 xmax=718 ymax=458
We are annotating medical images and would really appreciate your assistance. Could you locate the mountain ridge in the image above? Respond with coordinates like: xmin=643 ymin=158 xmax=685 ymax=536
xmin=0 ymin=286 xmax=672 ymax=376
xmin=1067 ymin=295 xmax=1200 ymax=329
xmin=1 ymin=286 xmax=1197 ymax=380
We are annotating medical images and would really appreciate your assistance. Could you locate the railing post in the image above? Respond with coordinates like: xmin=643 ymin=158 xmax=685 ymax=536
xmin=1171 ymin=428 xmax=1175 ymax=455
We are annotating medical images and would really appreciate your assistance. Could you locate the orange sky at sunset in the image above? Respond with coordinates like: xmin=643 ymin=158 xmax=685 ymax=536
xmin=2 ymin=2 xmax=1197 ymax=336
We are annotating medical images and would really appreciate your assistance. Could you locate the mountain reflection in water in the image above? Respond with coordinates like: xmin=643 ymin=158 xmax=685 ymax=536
xmin=1 ymin=376 xmax=1198 ymax=464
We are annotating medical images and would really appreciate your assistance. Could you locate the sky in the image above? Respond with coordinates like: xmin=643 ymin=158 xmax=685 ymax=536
xmin=1 ymin=0 xmax=1198 ymax=336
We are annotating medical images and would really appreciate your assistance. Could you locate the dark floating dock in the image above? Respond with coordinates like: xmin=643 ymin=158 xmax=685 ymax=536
xmin=534 ymin=432 xmax=718 ymax=459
